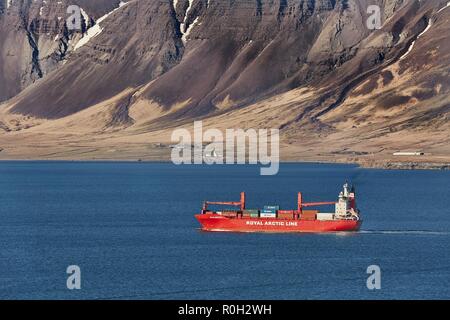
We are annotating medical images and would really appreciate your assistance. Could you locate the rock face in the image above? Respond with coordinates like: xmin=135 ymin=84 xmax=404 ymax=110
xmin=1 ymin=0 xmax=86 ymax=102
xmin=0 ymin=0 xmax=132 ymax=102
xmin=0 ymin=0 xmax=449 ymax=162
xmin=2 ymin=0 xmax=183 ymax=118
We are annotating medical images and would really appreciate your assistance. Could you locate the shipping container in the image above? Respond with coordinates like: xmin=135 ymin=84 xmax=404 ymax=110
xmin=278 ymin=210 xmax=294 ymax=214
xmin=300 ymin=210 xmax=317 ymax=220
xmin=222 ymin=210 xmax=238 ymax=217
xmin=277 ymin=212 xmax=293 ymax=216
xmin=303 ymin=210 xmax=319 ymax=215
xmin=244 ymin=209 xmax=260 ymax=218
xmin=277 ymin=213 xmax=294 ymax=219
xmin=300 ymin=216 xmax=316 ymax=221
xmin=264 ymin=205 xmax=280 ymax=210
xmin=316 ymin=213 xmax=334 ymax=221
xmin=243 ymin=209 xmax=259 ymax=214
xmin=260 ymin=213 xmax=277 ymax=218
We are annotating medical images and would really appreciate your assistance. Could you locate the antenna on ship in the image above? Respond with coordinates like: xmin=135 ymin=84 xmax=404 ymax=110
xmin=343 ymin=181 xmax=350 ymax=197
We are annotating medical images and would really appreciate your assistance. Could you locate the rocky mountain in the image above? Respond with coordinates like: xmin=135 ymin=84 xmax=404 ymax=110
xmin=0 ymin=0 xmax=129 ymax=102
xmin=0 ymin=0 xmax=449 ymax=165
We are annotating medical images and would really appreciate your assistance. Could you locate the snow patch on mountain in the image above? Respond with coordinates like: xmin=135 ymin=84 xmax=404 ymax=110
xmin=400 ymin=19 xmax=432 ymax=61
xmin=180 ymin=0 xmax=197 ymax=43
xmin=437 ymin=2 xmax=450 ymax=13
xmin=80 ymin=8 xmax=90 ymax=25
xmin=182 ymin=16 xmax=199 ymax=43
xmin=74 ymin=1 xmax=130 ymax=52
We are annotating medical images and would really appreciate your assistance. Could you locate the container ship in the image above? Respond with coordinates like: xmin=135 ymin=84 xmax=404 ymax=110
xmin=195 ymin=183 xmax=361 ymax=233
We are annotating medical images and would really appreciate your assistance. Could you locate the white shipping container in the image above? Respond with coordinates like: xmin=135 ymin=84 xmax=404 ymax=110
xmin=260 ymin=213 xmax=277 ymax=218
xmin=316 ymin=213 xmax=334 ymax=221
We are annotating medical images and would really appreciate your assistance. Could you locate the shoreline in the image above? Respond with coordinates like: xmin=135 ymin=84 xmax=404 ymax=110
xmin=0 ymin=157 xmax=448 ymax=170
xmin=355 ymin=161 xmax=450 ymax=170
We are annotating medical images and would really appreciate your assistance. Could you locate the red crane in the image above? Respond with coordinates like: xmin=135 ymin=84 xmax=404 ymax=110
xmin=203 ymin=192 xmax=246 ymax=211
xmin=297 ymin=192 xmax=335 ymax=212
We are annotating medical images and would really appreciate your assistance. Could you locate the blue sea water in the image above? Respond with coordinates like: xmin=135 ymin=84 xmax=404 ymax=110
xmin=0 ymin=161 xmax=449 ymax=299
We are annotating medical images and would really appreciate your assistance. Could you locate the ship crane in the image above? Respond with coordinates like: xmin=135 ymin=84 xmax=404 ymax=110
xmin=297 ymin=192 xmax=335 ymax=212
xmin=203 ymin=192 xmax=246 ymax=211
xmin=202 ymin=191 xmax=336 ymax=213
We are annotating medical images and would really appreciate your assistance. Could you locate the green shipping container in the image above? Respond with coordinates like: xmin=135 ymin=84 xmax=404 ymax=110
xmin=242 ymin=209 xmax=259 ymax=218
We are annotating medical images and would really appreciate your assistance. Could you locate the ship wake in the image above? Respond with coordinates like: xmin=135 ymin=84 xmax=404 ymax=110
xmin=359 ymin=230 xmax=449 ymax=235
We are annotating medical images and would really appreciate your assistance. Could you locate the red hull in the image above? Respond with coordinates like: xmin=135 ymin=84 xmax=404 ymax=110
xmin=195 ymin=214 xmax=361 ymax=233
